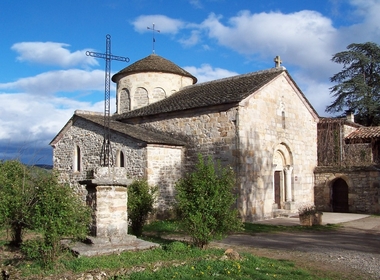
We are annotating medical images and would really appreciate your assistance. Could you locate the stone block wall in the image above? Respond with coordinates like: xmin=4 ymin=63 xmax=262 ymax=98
xmin=146 ymin=144 xmax=183 ymax=215
xmin=315 ymin=166 xmax=380 ymax=214
xmin=86 ymin=184 xmax=129 ymax=240
xmin=237 ymin=73 xmax=318 ymax=220
xmin=134 ymin=106 xmax=238 ymax=172
xmin=52 ymin=115 xmax=146 ymax=196
xmin=116 ymin=72 xmax=194 ymax=114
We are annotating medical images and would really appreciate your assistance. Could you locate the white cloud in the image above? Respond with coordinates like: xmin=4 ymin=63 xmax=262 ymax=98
xmin=0 ymin=69 xmax=105 ymax=96
xmin=189 ymin=0 xmax=203 ymax=9
xmin=184 ymin=64 xmax=238 ymax=83
xmin=11 ymin=42 xmax=98 ymax=68
xmin=132 ymin=15 xmax=185 ymax=34
xmin=200 ymin=10 xmax=339 ymax=79
xmin=179 ymin=30 xmax=202 ymax=47
xmin=0 ymin=92 xmax=110 ymax=143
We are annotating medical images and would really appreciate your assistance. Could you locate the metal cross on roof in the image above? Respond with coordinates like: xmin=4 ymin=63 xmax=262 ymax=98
xmin=147 ymin=23 xmax=160 ymax=54
xmin=86 ymin=34 xmax=129 ymax=167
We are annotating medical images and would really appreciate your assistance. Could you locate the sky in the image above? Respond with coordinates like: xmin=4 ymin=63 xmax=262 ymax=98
xmin=1 ymin=0 xmax=380 ymax=165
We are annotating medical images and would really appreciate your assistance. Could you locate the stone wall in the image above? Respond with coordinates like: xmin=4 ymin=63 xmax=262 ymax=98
xmin=116 ymin=72 xmax=194 ymax=114
xmin=315 ymin=166 xmax=380 ymax=214
xmin=237 ymin=73 xmax=318 ymax=220
xmin=131 ymin=105 xmax=238 ymax=171
xmin=52 ymin=115 xmax=146 ymax=197
xmin=146 ymin=144 xmax=183 ymax=216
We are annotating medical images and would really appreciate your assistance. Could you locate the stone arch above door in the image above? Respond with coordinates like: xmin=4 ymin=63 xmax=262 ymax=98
xmin=273 ymin=142 xmax=293 ymax=166
xmin=272 ymin=143 xmax=294 ymax=209
xmin=331 ymin=177 xmax=349 ymax=213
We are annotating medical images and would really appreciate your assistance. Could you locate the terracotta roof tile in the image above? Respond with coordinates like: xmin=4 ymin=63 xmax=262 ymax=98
xmin=114 ymin=68 xmax=286 ymax=120
xmin=346 ymin=126 xmax=380 ymax=140
xmin=318 ymin=117 xmax=362 ymax=127
xmin=112 ymin=54 xmax=197 ymax=83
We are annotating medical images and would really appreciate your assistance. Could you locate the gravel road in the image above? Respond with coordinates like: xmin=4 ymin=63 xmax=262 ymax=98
xmin=215 ymin=216 xmax=380 ymax=279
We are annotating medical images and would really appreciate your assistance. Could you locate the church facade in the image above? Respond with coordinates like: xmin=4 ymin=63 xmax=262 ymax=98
xmin=50 ymin=54 xmax=319 ymax=221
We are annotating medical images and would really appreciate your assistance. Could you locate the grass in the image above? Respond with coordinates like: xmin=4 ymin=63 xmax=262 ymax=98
xmin=143 ymin=219 xmax=340 ymax=236
xmin=0 ymin=221 xmax=341 ymax=279
xmin=16 ymin=241 xmax=326 ymax=280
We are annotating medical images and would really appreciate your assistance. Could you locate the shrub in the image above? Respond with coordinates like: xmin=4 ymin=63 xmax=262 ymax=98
xmin=0 ymin=160 xmax=37 ymax=246
xmin=175 ymin=154 xmax=243 ymax=248
xmin=128 ymin=180 xmax=158 ymax=237
xmin=30 ymin=173 xmax=91 ymax=264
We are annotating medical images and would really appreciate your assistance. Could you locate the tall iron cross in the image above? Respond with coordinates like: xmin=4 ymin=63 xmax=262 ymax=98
xmin=147 ymin=23 xmax=160 ymax=53
xmin=86 ymin=34 xmax=129 ymax=167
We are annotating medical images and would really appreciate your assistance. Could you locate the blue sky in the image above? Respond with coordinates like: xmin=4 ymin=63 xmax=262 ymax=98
xmin=1 ymin=0 xmax=380 ymax=165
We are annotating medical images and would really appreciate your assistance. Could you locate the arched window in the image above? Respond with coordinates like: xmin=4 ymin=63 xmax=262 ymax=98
xmin=119 ymin=88 xmax=130 ymax=114
xmin=116 ymin=150 xmax=125 ymax=167
xmin=74 ymin=145 xmax=81 ymax=172
xmin=134 ymin=87 xmax=148 ymax=109
xmin=282 ymin=111 xmax=286 ymax=129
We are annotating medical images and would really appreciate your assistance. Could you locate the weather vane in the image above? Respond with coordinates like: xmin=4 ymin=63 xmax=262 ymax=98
xmin=147 ymin=23 xmax=160 ymax=54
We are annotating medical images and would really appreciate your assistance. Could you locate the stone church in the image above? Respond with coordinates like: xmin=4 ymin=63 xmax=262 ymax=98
xmin=50 ymin=54 xmax=319 ymax=221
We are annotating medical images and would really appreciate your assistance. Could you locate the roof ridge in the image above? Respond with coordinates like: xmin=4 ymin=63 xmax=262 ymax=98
xmin=184 ymin=67 xmax=285 ymax=89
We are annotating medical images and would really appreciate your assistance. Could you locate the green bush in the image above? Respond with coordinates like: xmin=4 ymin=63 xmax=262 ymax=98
xmin=175 ymin=154 xmax=243 ymax=248
xmin=0 ymin=160 xmax=37 ymax=246
xmin=30 ymin=173 xmax=91 ymax=264
xmin=128 ymin=180 xmax=158 ymax=237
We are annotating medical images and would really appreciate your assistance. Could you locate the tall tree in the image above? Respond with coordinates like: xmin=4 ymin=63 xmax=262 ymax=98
xmin=326 ymin=42 xmax=380 ymax=126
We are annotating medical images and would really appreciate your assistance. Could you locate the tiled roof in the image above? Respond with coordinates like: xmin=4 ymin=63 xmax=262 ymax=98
xmin=114 ymin=68 xmax=287 ymax=120
xmin=318 ymin=117 xmax=362 ymax=128
xmin=76 ymin=112 xmax=186 ymax=146
xmin=112 ymin=54 xmax=197 ymax=83
xmin=346 ymin=126 xmax=380 ymax=141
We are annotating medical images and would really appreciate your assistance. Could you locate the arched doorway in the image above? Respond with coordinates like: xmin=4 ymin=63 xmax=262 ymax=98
xmin=272 ymin=143 xmax=293 ymax=209
xmin=332 ymin=178 xmax=349 ymax=213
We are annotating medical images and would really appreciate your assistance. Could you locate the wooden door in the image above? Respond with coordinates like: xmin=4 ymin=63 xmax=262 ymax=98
xmin=274 ymin=171 xmax=281 ymax=207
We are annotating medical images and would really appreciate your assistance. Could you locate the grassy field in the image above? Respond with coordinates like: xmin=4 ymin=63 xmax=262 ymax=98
xmin=0 ymin=222 xmax=341 ymax=279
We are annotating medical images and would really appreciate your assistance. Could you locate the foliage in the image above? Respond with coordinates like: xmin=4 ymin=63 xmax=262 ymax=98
xmin=26 ymin=173 xmax=91 ymax=264
xmin=175 ymin=154 xmax=243 ymax=248
xmin=128 ymin=179 xmax=158 ymax=237
xmin=0 ymin=160 xmax=37 ymax=246
xmin=326 ymin=42 xmax=380 ymax=126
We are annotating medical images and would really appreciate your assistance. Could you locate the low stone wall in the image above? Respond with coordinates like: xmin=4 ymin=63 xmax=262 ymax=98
xmin=315 ymin=166 xmax=380 ymax=214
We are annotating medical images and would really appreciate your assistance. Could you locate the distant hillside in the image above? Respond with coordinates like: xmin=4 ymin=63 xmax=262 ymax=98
xmin=33 ymin=164 xmax=53 ymax=170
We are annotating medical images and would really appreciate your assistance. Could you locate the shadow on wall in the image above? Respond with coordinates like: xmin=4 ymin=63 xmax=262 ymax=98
xmin=237 ymin=128 xmax=275 ymax=221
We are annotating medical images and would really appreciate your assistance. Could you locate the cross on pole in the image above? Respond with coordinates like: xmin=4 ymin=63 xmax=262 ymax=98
xmin=86 ymin=34 xmax=129 ymax=167
xmin=274 ymin=55 xmax=282 ymax=68
xmin=147 ymin=23 xmax=160 ymax=54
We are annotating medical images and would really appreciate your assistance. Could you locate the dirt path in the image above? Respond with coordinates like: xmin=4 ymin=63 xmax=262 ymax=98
xmin=213 ymin=216 xmax=380 ymax=279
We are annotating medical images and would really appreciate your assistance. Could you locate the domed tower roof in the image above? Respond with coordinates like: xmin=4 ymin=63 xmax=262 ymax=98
xmin=112 ymin=54 xmax=197 ymax=84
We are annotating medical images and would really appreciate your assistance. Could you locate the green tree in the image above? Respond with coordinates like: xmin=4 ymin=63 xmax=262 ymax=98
xmin=0 ymin=160 xmax=37 ymax=246
xmin=326 ymin=42 xmax=380 ymax=126
xmin=127 ymin=180 xmax=157 ymax=237
xmin=175 ymin=155 xmax=242 ymax=248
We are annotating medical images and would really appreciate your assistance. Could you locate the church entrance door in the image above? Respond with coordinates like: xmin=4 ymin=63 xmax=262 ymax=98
xmin=274 ymin=171 xmax=281 ymax=206
xmin=332 ymin=178 xmax=349 ymax=213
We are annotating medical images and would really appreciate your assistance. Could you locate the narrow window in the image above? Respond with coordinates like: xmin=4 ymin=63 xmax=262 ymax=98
xmin=74 ymin=145 xmax=81 ymax=172
xmin=282 ymin=111 xmax=286 ymax=129
xmin=120 ymin=151 xmax=125 ymax=167
xmin=116 ymin=150 xmax=125 ymax=167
